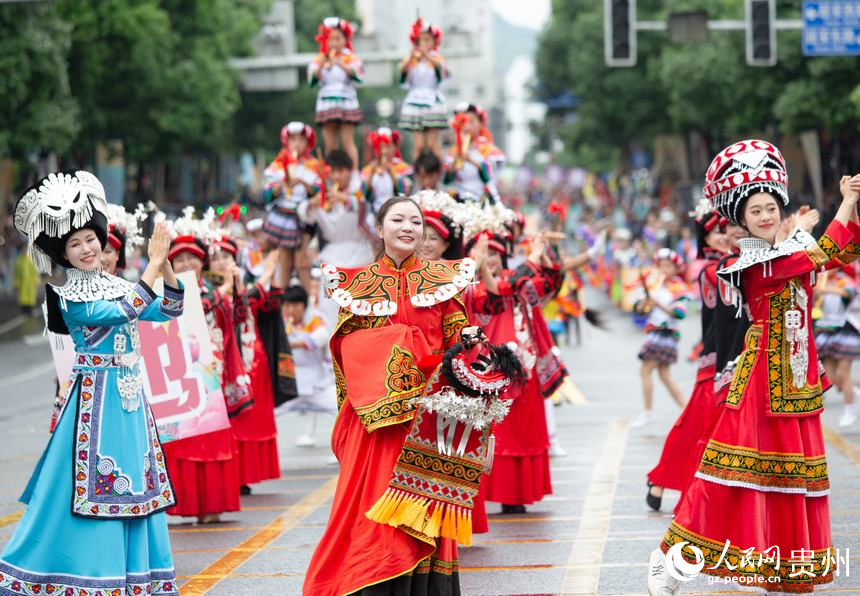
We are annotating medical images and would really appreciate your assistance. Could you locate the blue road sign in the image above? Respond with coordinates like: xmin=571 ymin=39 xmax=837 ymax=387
xmin=803 ymin=1 xmax=860 ymax=55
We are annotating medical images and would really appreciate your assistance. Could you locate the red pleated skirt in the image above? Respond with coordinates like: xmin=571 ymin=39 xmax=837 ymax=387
xmin=162 ymin=427 xmax=241 ymax=517
xmin=232 ymin=339 xmax=281 ymax=486
xmin=647 ymin=364 xmax=719 ymax=497
xmin=303 ymin=406 xmax=456 ymax=596
xmin=483 ymin=374 xmax=552 ymax=505
xmin=662 ymin=359 xmax=833 ymax=592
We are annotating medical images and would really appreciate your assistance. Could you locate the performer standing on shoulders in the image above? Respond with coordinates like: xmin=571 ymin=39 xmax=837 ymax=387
xmin=399 ymin=18 xmax=449 ymax=160
xmin=262 ymin=121 xmax=322 ymax=289
xmin=303 ymin=196 xmax=479 ymax=596
xmin=1 ymin=171 xmax=182 ymax=595
xmin=308 ymin=16 xmax=363 ymax=166
xmin=648 ymin=140 xmax=860 ymax=595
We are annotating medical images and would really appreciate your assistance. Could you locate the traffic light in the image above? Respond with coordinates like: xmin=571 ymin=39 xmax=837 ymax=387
xmin=604 ymin=0 xmax=636 ymax=67
xmin=746 ymin=0 xmax=776 ymax=66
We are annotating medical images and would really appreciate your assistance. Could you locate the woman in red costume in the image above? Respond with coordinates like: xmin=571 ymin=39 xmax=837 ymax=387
xmin=466 ymin=229 xmax=565 ymax=513
xmin=209 ymin=237 xmax=283 ymax=494
xmin=649 ymin=140 xmax=860 ymax=595
xmin=161 ymin=218 xmax=250 ymax=523
xmin=646 ymin=204 xmax=728 ymax=511
xmin=304 ymin=196 xmax=479 ymax=596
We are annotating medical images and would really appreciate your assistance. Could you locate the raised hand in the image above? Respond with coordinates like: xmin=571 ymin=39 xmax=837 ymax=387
xmin=840 ymin=174 xmax=860 ymax=203
xmin=797 ymin=208 xmax=820 ymax=233
xmin=147 ymin=222 xmax=170 ymax=266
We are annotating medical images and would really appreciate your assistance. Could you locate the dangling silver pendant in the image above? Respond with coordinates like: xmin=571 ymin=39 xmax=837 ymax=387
xmin=117 ymin=371 xmax=142 ymax=412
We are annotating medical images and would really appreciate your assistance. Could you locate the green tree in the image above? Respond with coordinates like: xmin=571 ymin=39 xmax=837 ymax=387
xmin=0 ymin=4 xmax=79 ymax=159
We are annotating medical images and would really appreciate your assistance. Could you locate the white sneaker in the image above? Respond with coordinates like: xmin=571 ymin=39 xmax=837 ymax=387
xmin=838 ymin=409 xmax=857 ymax=428
xmin=631 ymin=411 xmax=656 ymax=428
xmin=296 ymin=435 xmax=316 ymax=447
xmin=647 ymin=548 xmax=682 ymax=596
xmin=548 ymin=442 xmax=568 ymax=457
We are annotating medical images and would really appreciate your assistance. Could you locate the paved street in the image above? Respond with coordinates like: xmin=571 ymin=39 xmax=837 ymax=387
xmin=3 ymin=292 xmax=860 ymax=594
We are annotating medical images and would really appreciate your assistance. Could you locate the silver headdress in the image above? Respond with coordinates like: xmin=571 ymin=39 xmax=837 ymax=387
xmin=14 ymin=171 xmax=109 ymax=273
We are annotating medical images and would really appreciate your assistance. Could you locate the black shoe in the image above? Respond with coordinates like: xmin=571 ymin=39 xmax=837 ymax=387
xmin=501 ymin=504 xmax=527 ymax=514
xmin=240 ymin=485 xmax=252 ymax=496
xmin=646 ymin=482 xmax=662 ymax=511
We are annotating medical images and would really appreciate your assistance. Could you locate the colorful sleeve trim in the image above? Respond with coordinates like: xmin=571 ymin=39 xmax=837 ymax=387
xmin=119 ymin=281 xmax=155 ymax=320
xmin=159 ymin=283 xmax=184 ymax=317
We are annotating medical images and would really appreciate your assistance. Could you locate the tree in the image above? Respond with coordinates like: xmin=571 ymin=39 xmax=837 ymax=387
xmin=0 ymin=4 xmax=79 ymax=160
xmin=535 ymin=0 xmax=860 ymax=174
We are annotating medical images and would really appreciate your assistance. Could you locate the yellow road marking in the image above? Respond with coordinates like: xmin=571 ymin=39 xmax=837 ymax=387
xmin=823 ymin=424 xmax=860 ymax=466
xmin=179 ymin=476 xmax=337 ymax=595
xmin=561 ymin=417 xmax=629 ymax=595
xmin=0 ymin=510 xmax=23 ymax=529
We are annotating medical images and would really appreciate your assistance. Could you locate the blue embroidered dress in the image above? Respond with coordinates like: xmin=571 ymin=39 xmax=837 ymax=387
xmin=0 ymin=270 xmax=183 ymax=596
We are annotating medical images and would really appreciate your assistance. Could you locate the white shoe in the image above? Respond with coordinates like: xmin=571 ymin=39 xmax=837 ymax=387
xmin=647 ymin=548 xmax=682 ymax=596
xmin=296 ymin=435 xmax=316 ymax=447
xmin=631 ymin=411 xmax=656 ymax=428
xmin=838 ymin=409 xmax=857 ymax=428
xmin=548 ymin=442 xmax=568 ymax=457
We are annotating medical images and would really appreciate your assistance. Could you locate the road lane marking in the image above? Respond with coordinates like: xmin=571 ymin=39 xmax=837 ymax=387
xmin=0 ymin=315 xmax=27 ymax=335
xmin=823 ymin=424 xmax=860 ymax=466
xmin=0 ymin=510 xmax=23 ymax=529
xmin=5 ymin=362 xmax=56 ymax=387
xmin=561 ymin=417 xmax=629 ymax=595
xmin=180 ymin=476 xmax=337 ymax=595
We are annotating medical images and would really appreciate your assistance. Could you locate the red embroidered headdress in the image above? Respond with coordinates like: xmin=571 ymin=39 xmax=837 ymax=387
xmin=368 ymin=126 xmax=402 ymax=158
xmin=704 ymin=139 xmax=789 ymax=226
xmin=409 ymin=17 xmax=442 ymax=48
xmin=280 ymin=121 xmax=316 ymax=152
xmin=315 ymin=16 xmax=354 ymax=54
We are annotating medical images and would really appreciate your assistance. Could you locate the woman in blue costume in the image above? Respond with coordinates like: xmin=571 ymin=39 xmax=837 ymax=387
xmin=0 ymin=170 xmax=182 ymax=596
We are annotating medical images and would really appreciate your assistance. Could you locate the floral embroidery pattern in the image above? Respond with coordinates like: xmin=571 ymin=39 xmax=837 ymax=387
xmin=158 ymin=285 xmax=184 ymax=317
xmin=118 ymin=284 xmax=153 ymax=320
xmin=725 ymin=325 xmax=761 ymax=408
xmin=697 ymin=439 xmax=829 ymax=495
xmin=72 ymin=370 xmax=175 ymax=518
xmin=0 ymin=561 xmax=178 ymax=595
xmin=662 ymin=522 xmax=832 ymax=592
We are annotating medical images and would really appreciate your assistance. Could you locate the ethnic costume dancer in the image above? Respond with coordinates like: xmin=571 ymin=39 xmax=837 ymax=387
xmin=646 ymin=208 xmax=728 ymax=510
xmin=444 ymin=103 xmax=504 ymax=204
xmin=649 ymin=140 xmax=860 ymax=595
xmin=309 ymin=16 xmax=363 ymax=166
xmin=631 ymin=249 xmax=692 ymax=428
xmin=399 ymin=18 xmax=449 ymax=159
xmin=304 ymin=197 xmax=480 ymax=596
xmin=299 ymin=148 xmax=373 ymax=329
xmin=361 ymin=127 xmax=414 ymax=218
xmin=1 ymin=171 xmax=181 ymax=595
xmin=162 ymin=211 xmax=247 ymax=523
xmin=209 ymin=237 xmax=283 ymax=494
xmin=414 ymin=189 xmax=464 ymax=261
xmin=467 ymin=230 xmax=566 ymax=513
xmin=813 ymin=266 xmax=860 ymax=427
xmin=262 ymin=122 xmax=322 ymax=289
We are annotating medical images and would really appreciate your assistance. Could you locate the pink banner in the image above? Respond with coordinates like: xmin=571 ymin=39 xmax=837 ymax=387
xmin=49 ymin=271 xmax=230 ymax=443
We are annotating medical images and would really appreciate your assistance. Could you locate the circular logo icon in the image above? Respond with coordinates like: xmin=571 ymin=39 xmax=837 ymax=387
xmin=666 ymin=541 xmax=705 ymax=582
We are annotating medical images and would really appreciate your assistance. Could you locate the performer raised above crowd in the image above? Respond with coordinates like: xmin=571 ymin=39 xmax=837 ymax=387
xmin=308 ymin=16 xmax=363 ymax=166
xmin=1 ymin=171 xmax=183 ymax=596
xmin=399 ymin=17 xmax=449 ymax=159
